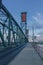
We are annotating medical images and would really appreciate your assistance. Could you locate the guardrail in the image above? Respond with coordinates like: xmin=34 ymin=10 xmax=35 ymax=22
xmin=32 ymin=43 xmax=43 ymax=60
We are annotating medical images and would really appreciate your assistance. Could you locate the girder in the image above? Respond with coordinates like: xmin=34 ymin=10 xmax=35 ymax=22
xmin=0 ymin=3 xmax=28 ymax=47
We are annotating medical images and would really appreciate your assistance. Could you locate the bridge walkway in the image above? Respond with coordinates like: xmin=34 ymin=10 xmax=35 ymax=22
xmin=8 ymin=43 xmax=43 ymax=65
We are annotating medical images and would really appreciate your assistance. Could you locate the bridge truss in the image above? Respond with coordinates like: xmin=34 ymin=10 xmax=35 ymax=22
xmin=0 ymin=3 xmax=28 ymax=47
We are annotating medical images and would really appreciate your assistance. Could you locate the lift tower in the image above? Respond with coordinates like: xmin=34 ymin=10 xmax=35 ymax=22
xmin=21 ymin=12 xmax=27 ymax=36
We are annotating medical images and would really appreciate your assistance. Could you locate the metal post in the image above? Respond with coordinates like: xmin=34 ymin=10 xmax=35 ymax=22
xmin=8 ymin=17 xmax=11 ymax=46
xmin=0 ymin=0 xmax=2 ymax=9
xmin=3 ymin=25 xmax=4 ymax=39
xmin=10 ymin=21 xmax=16 ymax=45
xmin=32 ymin=26 xmax=34 ymax=43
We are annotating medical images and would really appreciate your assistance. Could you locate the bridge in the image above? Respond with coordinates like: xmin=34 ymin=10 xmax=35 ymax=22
xmin=0 ymin=1 xmax=43 ymax=65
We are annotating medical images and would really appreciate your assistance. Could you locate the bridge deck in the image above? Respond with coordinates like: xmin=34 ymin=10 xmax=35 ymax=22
xmin=8 ymin=43 xmax=43 ymax=65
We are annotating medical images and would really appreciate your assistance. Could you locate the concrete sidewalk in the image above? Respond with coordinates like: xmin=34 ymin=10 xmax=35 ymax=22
xmin=8 ymin=43 xmax=43 ymax=65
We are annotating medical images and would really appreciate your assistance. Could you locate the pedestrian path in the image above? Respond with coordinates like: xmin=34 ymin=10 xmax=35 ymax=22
xmin=8 ymin=43 xmax=43 ymax=65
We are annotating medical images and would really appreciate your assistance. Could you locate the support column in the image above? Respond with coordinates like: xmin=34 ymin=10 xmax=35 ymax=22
xmin=8 ymin=16 xmax=11 ymax=46
xmin=0 ymin=0 xmax=2 ymax=9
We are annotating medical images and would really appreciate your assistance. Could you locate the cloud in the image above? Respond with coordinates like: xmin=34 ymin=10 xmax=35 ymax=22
xmin=28 ymin=12 xmax=43 ymax=30
xmin=32 ymin=13 xmax=43 ymax=26
xmin=27 ymin=12 xmax=43 ymax=29
xmin=37 ymin=30 xmax=43 ymax=35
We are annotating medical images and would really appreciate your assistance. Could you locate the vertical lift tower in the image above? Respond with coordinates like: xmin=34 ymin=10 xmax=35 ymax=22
xmin=21 ymin=12 xmax=28 ymax=39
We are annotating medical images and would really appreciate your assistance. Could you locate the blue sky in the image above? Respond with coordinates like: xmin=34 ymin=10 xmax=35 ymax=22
xmin=2 ymin=0 xmax=43 ymax=36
